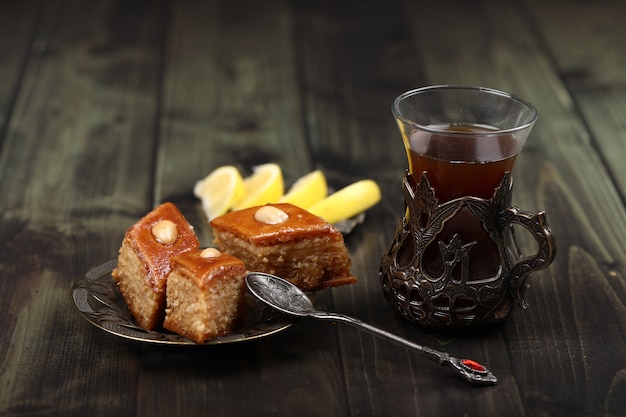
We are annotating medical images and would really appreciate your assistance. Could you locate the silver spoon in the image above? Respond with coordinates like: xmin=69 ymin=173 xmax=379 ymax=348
xmin=245 ymin=272 xmax=497 ymax=386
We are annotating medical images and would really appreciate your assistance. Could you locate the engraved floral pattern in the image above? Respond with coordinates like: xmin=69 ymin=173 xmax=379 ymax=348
xmin=380 ymin=172 xmax=556 ymax=328
xmin=246 ymin=273 xmax=315 ymax=317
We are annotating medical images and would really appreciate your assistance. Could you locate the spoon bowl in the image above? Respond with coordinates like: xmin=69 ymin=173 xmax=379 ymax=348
xmin=246 ymin=271 xmax=316 ymax=317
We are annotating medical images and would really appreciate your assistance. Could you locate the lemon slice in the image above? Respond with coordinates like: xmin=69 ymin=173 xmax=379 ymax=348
xmin=308 ymin=179 xmax=381 ymax=224
xmin=279 ymin=170 xmax=328 ymax=209
xmin=193 ymin=165 xmax=246 ymax=220
xmin=234 ymin=163 xmax=284 ymax=210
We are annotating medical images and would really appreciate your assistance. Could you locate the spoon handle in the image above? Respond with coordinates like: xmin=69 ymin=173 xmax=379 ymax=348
xmin=311 ymin=311 xmax=497 ymax=386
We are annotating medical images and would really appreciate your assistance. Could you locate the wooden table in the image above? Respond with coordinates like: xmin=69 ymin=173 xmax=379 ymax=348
xmin=2 ymin=0 xmax=625 ymax=416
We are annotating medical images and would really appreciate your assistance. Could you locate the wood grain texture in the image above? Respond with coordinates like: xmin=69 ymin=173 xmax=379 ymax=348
xmin=0 ymin=0 xmax=166 ymax=416
xmin=0 ymin=0 xmax=40 ymax=141
xmin=158 ymin=0 xmax=310 ymax=186
xmin=149 ymin=1 xmax=348 ymax=416
xmin=400 ymin=1 xmax=626 ymax=415
xmin=1 ymin=0 xmax=625 ymax=416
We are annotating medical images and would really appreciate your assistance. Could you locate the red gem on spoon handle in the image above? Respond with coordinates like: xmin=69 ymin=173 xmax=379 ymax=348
xmin=461 ymin=359 xmax=487 ymax=372
xmin=445 ymin=357 xmax=497 ymax=385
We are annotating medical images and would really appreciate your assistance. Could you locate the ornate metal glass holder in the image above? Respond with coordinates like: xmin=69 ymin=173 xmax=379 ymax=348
xmin=380 ymin=171 xmax=556 ymax=329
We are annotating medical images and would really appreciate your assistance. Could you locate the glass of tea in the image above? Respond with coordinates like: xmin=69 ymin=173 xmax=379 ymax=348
xmin=380 ymin=85 xmax=556 ymax=329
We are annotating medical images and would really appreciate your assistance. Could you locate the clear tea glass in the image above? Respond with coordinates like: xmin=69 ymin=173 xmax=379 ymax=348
xmin=380 ymin=86 xmax=556 ymax=329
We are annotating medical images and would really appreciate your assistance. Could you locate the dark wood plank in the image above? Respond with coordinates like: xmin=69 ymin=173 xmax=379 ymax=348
xmin=157 ymin=0 xmax=320 ymax=245
xmin=296 ymin=0 xmax=626 ymax=415
xmin=0 ymin=1 xmax=166 ymax=416
xmin=157 ymin=0 xmax=313 ymax=188
xmin=0 ymin=0 xmax=41 ymax=140
xmin=292 ymin=1 xmax=524 ymax=416
xmin=151 ymin=1 xmax=349 ymax=416
xmin=520 ymin=1 xmax=626 ymax=414
xmin=291 ymin=2 xmax=423 ymax=416
xmin=525 ymin=0 xmax=626 ymax=271
xmin=1 ymin=0 xmax=625 ymax=416
xmin=397 ymin=0 xmax=626 ymax=415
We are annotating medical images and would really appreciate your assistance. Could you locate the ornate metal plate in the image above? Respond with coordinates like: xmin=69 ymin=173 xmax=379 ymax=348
xmin=71 ymin=259 xmax=300 ymax=345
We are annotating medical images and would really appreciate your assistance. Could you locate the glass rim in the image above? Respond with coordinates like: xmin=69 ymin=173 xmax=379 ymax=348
xmin=392 ymin=85 xmax=538 ymax=135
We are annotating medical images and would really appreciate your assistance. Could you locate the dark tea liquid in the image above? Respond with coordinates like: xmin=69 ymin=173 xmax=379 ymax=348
xmin=408 ymin=124 xmax=518 ymax=202
xmin=407 ymin=124 xmax=519 ymax=283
